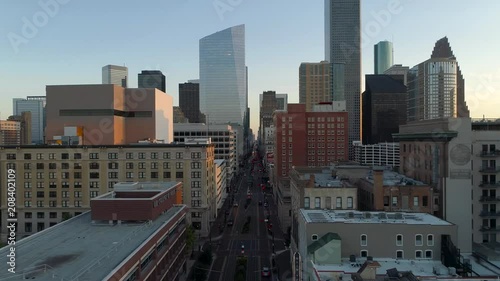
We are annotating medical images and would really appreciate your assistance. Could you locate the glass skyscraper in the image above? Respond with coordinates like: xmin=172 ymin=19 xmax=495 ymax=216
xmin=407 ymin=37 xmax=469 ymax=121
xmin=13 ymin=96 xmax=46 ymax=144
xmin=325 ymin=0 xmax=361 ymax=159
xmin=199 ymin=24 xmax=246 ymax=125
xmin=138 ymin=70 xmax=166 ymax=92
xmin=102 ymin=65 xmax=128 ymax=88
xmin=374 ymin=41 xmax=394 ymax=74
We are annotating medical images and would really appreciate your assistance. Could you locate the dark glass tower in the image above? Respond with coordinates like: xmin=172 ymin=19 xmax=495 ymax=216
xmin=179 ymin=82 xmax=203 ymax=123
xmin=138 ymin=70 xmax=166 ymax=92
xmin=325 ymin=0 xmax=361 ymax=159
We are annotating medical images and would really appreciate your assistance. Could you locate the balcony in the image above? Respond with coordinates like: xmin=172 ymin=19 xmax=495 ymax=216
xmin=480 ymin=182 xmax=500 ymax=188
xmin=480 ymin=226 xmax=500 ymax=232
xmin=479 ymin=196 xmax=500 ymax=202
xmin=479 ymin=166 xmax=500 ymax=173
xmin=480 ymin=211 xmax=500 ymax=217
xmin=479 ymin=150 xmax=500 ymax=157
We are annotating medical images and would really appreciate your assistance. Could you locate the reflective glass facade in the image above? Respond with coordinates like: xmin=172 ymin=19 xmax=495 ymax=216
xmin=325 ymin=0 xmax=361 ymax=159
xmin=13 ymin=96 xmax=46 ymax=144
xmin=408 ymin=59 xmax=457 ymax=121
xmin=102 ymin=65 xmax=128 ymax=88
xmin=374 ymin=41 xmax=394 ymax=74
xmin=199 ymin=25 xmax=246 ymax=125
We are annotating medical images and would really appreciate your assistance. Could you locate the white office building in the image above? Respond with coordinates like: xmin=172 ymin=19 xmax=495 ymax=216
xmin=174 ymin=123 xmax=237 ymax=187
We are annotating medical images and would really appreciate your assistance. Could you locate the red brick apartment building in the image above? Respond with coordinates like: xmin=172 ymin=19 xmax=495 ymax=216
xmin=273 ymin=102 xmax=349 ymax=179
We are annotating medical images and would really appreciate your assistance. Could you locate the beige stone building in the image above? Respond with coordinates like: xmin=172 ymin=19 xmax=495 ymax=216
xmin=0 ymin=142 xmax=215 ymax=241
xmin=299 ymin=61 xmax=331 ymax=112
xmin=290 ymin=166 xmax=358 ymax=255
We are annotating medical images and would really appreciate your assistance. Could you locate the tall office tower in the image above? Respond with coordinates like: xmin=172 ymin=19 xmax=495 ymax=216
xmin=7 ymin=112 xmax=31 ymax=145
xmin=179 ymin=82 xmax=203 ymax=123
xmin=431 ymin=37 xmax=469 ymax=118
xmin=199 ymin=25 xmax=246 ymax=125
xmin=362 ymin=75 xmax=407 ymax=144
xmin=0 ymin=120 xmax=20 ymax=145
xmin=102 ymin=65 xmax=128 ymax=88
xmin=325 ymin=0 xmax=361 ymax=159
xmin=275 ymin=94 xmax=288 ymax=111
xmin=384 ymin=64 xmax=410 ymax=85
xmin=259 ymin=91 xmax=278 ymax=144
xmin=138 ymin=70 xmax=166 ymax=92
xmin=299 ymin=61 xmax=331 ymax=112
xmin=374 ymin=41 xmax=394 ymax=74
xmin=407 ymin=37 xmax=469 ymax=122
xmin=13 ymin=96 xmax=46 ymax=144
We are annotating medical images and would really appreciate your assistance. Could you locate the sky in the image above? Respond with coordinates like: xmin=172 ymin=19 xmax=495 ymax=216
xmin=1 ymin=0 xmax=500 ymax=135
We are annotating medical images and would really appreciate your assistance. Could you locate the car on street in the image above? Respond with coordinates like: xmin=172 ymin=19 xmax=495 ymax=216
xmin=262 ymin=266 xmax=270 ymax=277
xmin=258 ymin=201 xmax=262 ymax=205
xmin=233 ymin=203 xmax=239 ymax=207
xmin=227 ymin=220 xmax=234 ymax=226
xmin=264 ymin=202 xmax=269 ymax=208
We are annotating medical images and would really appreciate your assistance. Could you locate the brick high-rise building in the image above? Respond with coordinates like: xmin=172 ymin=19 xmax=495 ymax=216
xmin=272 ymin=102 xmax=348 ymax=232
xmin=274 ymin=102 xmax=349 ymax=178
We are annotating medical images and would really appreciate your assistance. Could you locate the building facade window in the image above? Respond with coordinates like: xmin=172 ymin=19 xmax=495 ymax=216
xmin=314 ymin=197 xmax=321 ymax=209
xmin=396 ymin=234 xmax=403 ymax=246
xmin=336 ymin=197 xmax=342 ymax=209
xmin=312 ymin=234 xmax=318 ymax=241
xmin=304 ymin=197 xmax=310 ymax=208
xmin=347 ymin=197 xmax=353 ymax=209
xmin=427 ymin=234 xmax=434 ymax=246
xmin=360 ymin=250 xmax=368 ymax=258
xmin=396 ymin=250 xmax=404 ymax=259
xmin=361 ymin=234 xmax=367 ymax=246
xmin=415 ymin=234 xmax=423 ymax=246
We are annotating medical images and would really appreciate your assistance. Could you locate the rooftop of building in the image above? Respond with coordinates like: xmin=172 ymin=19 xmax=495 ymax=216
xmin=93 ymin=182 xmax=179 ymax=199
xmin=300 ymin=209 xmax=452 ymax=225
xmin=0 ymin=205 xmax=186 ymax=281
xmin=173 ymin=123 xmax=234 ymax=130
xmin=365 ymin=74 xmax=407 ymax=93
xmin=364 ymin=168 xmax=426 ymax=186
xmin=313 ymin=256 xmax=500 ymax=280
xmin=313 ymin=258 xmax=452 ymax=281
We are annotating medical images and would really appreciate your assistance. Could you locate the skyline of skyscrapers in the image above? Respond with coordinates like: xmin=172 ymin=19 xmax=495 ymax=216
xmin=138 ymin=70 xmax=166 ymax=92
xmin=102 ymin=64 xmax=128 ymax=88
xmin=325 ymin=0 xmax=361 ymax=159
xmin=374 ymin=41 xmax=394 ymax=74
xmin=199 ymin=24 xmax=247 ymax=126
